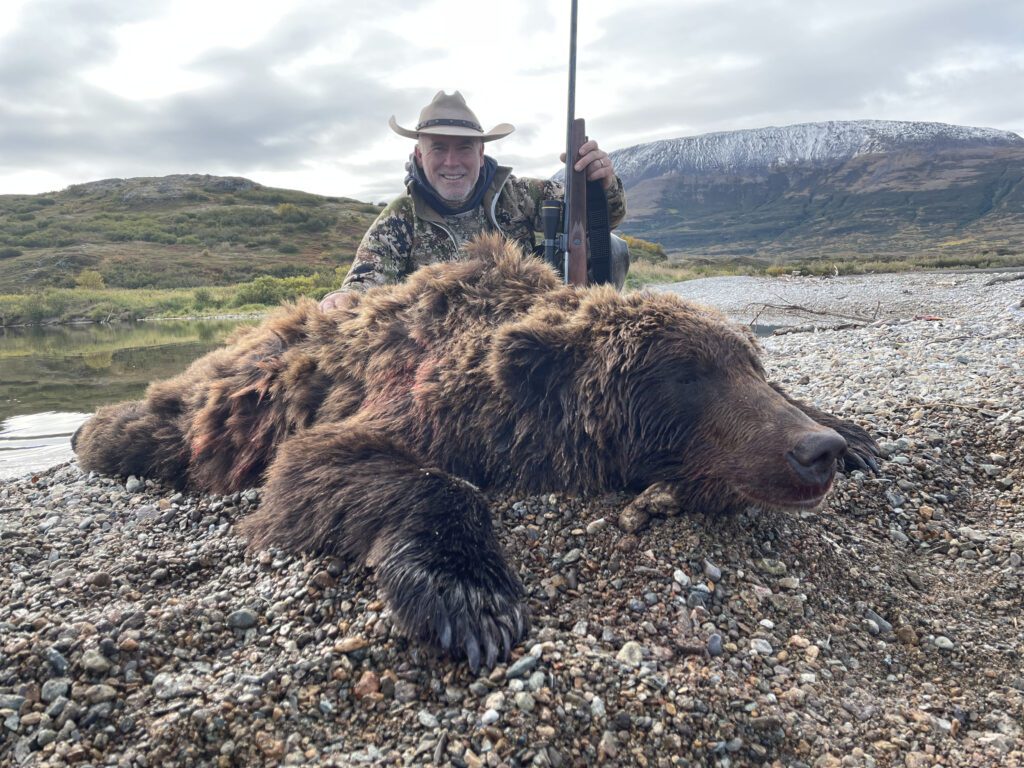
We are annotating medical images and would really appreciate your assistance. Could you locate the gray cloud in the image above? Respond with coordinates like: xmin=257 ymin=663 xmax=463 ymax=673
xmin=590 ymin=0 xmax=1024 ymax=143
xmin=0 ymin=0 xmax=433 ymax=183
xmin=0 ymin=0 xmax=1020 ymax=197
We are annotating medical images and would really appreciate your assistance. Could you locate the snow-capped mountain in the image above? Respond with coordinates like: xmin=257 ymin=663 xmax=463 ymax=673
xmin=608 ymin=120 xmax=1024 ymax=263
xmin=610 ymin=120 xmax=1024 ymax=184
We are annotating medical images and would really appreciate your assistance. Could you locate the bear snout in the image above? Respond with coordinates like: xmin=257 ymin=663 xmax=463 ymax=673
xmin=786 ymin=429 xmax=847 ymax=488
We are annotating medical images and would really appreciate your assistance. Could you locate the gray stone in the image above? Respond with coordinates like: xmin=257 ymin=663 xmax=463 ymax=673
xmin=41 ymin=679 xmax=70 ymax=703
xmin=81 ymin=649 xmax=112 ymax=674
xmin=0 ymin=695 xmax=25 ymax=712
xmin=417 ymin=710 xmax=439 ymax=728
xmin=864 ymin=609 xmax=893 ymax=633
xmin=481 ymin=708 xmax=500 ymax=726
xmin=36 ymin=728 xmax=58 ymax=747
xmin=514 ymin=692 xmax=535 ymax=713
xmin=45 ymin=648 xmax=69 ymax=674
xmin=506 ymin=654 xmax=539 ymax=679
xmin=708 ymin=633 xmax=724 ymax=657
xmin=616 ymin=641 xmax=644 ymax=667
xmin=152 ymin=673 xmax=199 ymax=700
xmin=227 ymin=608 xmax=258 ymax=629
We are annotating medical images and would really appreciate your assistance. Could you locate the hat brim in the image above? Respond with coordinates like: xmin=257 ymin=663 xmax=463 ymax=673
xmin=388 ymin=116 xmax=514 ymax=142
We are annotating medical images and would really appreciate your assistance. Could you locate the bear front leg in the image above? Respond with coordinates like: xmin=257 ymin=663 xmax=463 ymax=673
xmin=770 ymin=383 xmax=881 ymax=474
xmin=73 ymin=400 xmax=189 ymax=484
xmin=237 ymin=423 xmax=528 ymax=672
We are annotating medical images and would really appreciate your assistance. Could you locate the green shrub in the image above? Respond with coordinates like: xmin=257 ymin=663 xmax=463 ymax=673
xmin=622 ymin=234 xmax=668 ymax=263
xmin=75 ymin=270 xmax=106 ymax=289
xmin=275 ymin=203 xmax=308 ymax=222
xmin=232 ymin=275 xmax=317 ymax=306
xmin=0 ymin=246 xmax=21 ymax=259
xmin=192 ymin=288 xmax=213 ymax=309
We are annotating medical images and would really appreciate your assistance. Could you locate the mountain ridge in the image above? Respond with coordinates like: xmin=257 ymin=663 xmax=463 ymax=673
xmin=608 ymin=119 xmax=1024 ymax=263
xmin=611 ymin=120 xmax=1024 ymax=181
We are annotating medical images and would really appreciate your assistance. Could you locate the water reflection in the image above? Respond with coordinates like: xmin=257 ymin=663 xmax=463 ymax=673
xmin=0 ymin=412 xmax=90 ymax=480
xmin=0 ymin=318 xmax=254 ymax=479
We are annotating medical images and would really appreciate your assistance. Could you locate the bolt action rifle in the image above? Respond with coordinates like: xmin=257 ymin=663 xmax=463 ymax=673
xmin=541 ymin=0 xmax=615 ymax=286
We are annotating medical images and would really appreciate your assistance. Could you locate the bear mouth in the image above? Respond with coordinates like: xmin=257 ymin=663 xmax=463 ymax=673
xmin=740 ymin=477 xmax=834 ymax=510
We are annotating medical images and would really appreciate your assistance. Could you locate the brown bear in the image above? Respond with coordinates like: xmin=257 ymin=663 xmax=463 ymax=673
xmin=73 ymin=234 xmax=878 ymax=671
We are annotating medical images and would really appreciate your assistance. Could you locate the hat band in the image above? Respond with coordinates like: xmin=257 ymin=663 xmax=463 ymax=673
xmin=416 ymin=118 xmax=482 ymax=132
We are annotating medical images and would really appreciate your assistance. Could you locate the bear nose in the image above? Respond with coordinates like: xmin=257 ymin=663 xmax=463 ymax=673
xmin=787 ymin=430 xmax=847 ymax=486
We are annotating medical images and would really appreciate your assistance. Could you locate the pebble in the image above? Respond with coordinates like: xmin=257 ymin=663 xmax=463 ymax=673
xmin=86 ymin=571 xmax=113 ymax=588
xmin=40 ymin=679 xmax=70 ymax=702
xmin=505 ymin=655 xmax=539 ymax=679
xmin=708 ymin=633 xmax=724 ymax=657
xmin=750 ymin=639 xmax=773 ymax=656
xmin=417 ymin=710 xmax=439 ymax=728
xmin=471 ymin=708 xmax=497 ymax=728
xmin=227 ymin=608 xmax=258 ymax=629
xmin=514 ymin=692 xmax=535 ymax=713
xmin=616 ymin=641 xmax=644 ymax=667
xmin=80 ymin=649 xmax=112 ymax=674
xmin=864 ymin=609 xmax=893 ymax=634
xmin=0 ymin=694 xmax=25 ymax=711
xmin=45 ymin=648 xmax=69 ymax=674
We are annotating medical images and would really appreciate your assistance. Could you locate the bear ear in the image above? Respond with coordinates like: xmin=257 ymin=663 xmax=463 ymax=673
xmin=488 ymin=319 xmax=579 ymax=409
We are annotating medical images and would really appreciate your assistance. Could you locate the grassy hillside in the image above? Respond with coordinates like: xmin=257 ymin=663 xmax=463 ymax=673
xmin=0 ymin=175 xmax=383 ymax=294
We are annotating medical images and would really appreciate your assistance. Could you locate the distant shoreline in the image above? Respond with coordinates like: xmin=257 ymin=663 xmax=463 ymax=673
xmin=3 ymin=263 xmax=1022 ymax=329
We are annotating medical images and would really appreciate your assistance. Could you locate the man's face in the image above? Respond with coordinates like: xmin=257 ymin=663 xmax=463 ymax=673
xmin=415 ymin=135 xmax=485 ymax=204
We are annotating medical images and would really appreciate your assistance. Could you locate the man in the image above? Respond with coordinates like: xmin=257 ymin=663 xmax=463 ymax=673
xmin=320 ymin=91 xmax=628 ymax=310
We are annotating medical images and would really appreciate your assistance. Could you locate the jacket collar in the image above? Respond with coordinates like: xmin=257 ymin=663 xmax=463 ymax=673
xmin=411 ymin=165 xmax=512 ymax=225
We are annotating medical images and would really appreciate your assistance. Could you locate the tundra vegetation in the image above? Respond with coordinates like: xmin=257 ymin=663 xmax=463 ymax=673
xmin=1 ymin=175 xmax=1019 ymax=326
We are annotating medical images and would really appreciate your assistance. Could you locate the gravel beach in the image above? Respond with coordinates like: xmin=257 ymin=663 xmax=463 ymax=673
xmin=1 ymin=271 xmax=1022 ymax=767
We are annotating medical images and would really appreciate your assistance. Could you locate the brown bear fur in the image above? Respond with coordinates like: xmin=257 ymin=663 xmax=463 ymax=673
xmin=73 ymin=234 xmax=878 ymax=670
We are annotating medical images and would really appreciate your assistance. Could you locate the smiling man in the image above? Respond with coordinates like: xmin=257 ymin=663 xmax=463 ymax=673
xmin=320 ymin=91 xmax=628 ymax=309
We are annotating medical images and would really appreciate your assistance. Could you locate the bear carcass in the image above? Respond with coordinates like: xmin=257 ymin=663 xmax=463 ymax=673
xmin=73 ymin=234 xmax=878 ymax=670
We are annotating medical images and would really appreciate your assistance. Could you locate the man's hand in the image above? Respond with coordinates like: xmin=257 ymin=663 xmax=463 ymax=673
xmin=560 ymin=138 xmax=617 ymax=191
xmin=319 ymin=290 xmax=356 ymax=311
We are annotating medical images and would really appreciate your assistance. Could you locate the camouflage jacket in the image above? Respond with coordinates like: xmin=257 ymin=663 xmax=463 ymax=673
xmin=340 ymin=165 xmax=627 ymax=291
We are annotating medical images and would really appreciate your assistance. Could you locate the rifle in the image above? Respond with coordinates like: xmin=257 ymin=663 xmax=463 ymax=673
xmin=542 ymin=0 xmax=615 ymax=287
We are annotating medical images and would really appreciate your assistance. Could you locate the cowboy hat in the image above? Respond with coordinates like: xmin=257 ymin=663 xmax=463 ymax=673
xmin=389 ymin=91 xmax=514 ymax=142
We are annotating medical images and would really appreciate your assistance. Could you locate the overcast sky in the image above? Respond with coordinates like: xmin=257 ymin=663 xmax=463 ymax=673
xmin=2 ymin=0 xmax=1022 ymax=202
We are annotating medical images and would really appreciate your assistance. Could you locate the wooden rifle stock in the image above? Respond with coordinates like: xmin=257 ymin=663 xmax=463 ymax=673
xmin=565 ymin=118 xmax=589 ymax=286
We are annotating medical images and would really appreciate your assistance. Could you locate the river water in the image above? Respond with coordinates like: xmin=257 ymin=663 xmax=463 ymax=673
xmin=0 ymin=318 xmax=254 ymax=480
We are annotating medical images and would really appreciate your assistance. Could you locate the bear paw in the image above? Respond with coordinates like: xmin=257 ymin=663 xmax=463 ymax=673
xmin=376 ymin=545 xmax=529 ymax=673
xmin=835 ymin=420 xmax=881 ymax=475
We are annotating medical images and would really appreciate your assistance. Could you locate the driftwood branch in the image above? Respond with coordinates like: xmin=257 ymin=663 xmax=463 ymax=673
xmin=745 ymin=301 xmax=879 ymax=326
xmin=917 ymin=401 xmax=1003 ymax=418
xmin=984 ymin=272 xmax=1024 ymax=286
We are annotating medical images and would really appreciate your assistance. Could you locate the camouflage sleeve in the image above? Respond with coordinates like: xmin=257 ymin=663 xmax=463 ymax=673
xmin=514 ymin=176 xmax=627 ymax=230
xmin=513 ymin=177 xmax=565 ymax=231
xmin=340 ymin=199 xmax=415 ymax=292
xmin=605 ymin=176 xmax=627 ymax=229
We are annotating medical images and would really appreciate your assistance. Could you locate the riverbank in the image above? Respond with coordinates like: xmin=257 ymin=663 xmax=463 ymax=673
xmin=1 ymin=271 xmax=1022 ymax=766
xmin=0 ymin=269 xmax=344 ymax=327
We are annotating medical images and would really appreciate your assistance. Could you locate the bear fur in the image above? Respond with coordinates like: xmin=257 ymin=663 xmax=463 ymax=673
xmin=73 ymin=234 xmax=878 ymax=670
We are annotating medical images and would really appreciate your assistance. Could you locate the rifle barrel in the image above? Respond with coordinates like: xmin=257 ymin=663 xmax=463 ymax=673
xmin=563 ymin=0 xmax=580 ymax=283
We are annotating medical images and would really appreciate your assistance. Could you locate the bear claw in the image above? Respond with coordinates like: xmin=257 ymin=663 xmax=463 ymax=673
xmin=377 ymin=551 xmax=529 ymax=671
